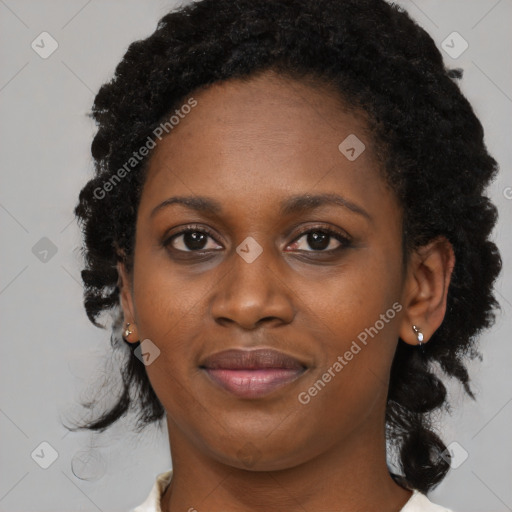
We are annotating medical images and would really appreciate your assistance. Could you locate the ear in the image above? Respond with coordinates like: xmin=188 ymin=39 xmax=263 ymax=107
xmin=117 ymin=261 xmax=138 ymax=343
xmin=398 ymin=236 xmax=455 ymax=346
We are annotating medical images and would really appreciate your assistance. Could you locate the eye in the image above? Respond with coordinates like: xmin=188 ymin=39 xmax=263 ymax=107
xmin=287 ymin=226 xmax=351 ymax=253
xmin=163 ymin=224 xmax=352 ymax=254
xmin=164 ymin=225 xmax=222 ymax=252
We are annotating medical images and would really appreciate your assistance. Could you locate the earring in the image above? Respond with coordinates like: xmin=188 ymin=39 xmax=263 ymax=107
xmin=412 ymin=325 xmax=424 ymax=345
xmin=124 ymin=322 xmax=133 ymax=338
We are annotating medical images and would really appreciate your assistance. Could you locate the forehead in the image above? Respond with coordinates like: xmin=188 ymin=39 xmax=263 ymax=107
xmin=152 ymin=70 xmax=373 ymax=157
xmin=139 ymin=70 xmax=397 ymax=224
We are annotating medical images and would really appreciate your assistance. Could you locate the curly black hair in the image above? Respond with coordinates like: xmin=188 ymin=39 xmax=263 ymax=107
xmin=69 ymin=0 xmax=502 ymax=494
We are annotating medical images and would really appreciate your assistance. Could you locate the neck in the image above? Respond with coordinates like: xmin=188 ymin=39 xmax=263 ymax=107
xmin=161 ymin=413 xmax=412 ymax=512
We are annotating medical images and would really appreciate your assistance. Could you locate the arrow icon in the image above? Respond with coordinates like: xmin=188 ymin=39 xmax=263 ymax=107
xmin=135 ymin=339 xmax=161 ymax=366
xmin=339 ymin=134 xmax=365 ymax=161
xmin=236 ymin=237 xmax=263 ymax=263
xmin=31 ymin=441 xmax=59 ymax=469
xmin=31 ymin=31 xmax=59 ymax=59
xmin=441 ymin=32 xmax=468 ymax=59
xmin=32 ymin=237 xmax=58 ymax=262
xmin=237 ymin=442 xmax=262 ymax=468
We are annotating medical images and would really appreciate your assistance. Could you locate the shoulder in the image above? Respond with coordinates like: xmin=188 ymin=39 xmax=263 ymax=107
xmin=130 ymin=469 xmax=173 ymax=512
xmin=400 ymin=490 xmax=454 ymax=512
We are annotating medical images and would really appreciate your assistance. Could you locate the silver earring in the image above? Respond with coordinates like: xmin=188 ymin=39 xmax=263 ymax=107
xmin=124 ymin=322 xmax=133 ymax=338
xmin=412 ymin=325 xmax=424 ymax=345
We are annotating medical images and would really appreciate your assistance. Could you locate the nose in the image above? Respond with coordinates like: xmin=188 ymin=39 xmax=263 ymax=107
xmin=210 ymin=241 xmax=296 ymax=330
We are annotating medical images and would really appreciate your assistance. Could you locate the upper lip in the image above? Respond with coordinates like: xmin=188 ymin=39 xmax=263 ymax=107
xmin=200 ymin=348 xmax=307 ymax=370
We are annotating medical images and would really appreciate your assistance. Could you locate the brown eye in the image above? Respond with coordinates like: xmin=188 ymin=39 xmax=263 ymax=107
xmin=288 ymin=227 xmax=351 ymax=253
xmin=164 ymin=226 xmax=222 ymax=252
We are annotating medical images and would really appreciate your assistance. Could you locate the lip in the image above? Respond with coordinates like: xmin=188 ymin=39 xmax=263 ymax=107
xmin=200 ymin=348 xmax=308 ymax=399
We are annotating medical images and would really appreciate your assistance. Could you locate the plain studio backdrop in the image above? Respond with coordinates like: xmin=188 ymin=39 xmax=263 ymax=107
xmin=0 ymin=1 xmax=511 ymax=511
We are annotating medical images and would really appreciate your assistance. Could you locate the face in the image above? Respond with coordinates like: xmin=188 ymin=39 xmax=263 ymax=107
xmin=120 ymin=70 xmax=413 ymax=470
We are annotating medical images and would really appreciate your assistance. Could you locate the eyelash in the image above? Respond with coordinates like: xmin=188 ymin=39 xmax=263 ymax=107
xmin=163 ymin=223 xmax=352 ymax=255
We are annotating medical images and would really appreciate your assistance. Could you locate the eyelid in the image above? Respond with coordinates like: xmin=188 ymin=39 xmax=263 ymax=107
xmin=290 ymin=224 xmax=352 ymax=243
xmin=163 ymin=224 xmax=222 ymax=249
xmin=163 ymin=223 xmax=352 ymax=253
xmin=285 ymin=224 xmax=352 ymax=253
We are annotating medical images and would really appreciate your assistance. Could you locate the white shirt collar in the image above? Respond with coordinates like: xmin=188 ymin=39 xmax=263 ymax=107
xmin=131 ymin=469 xmax=454 ymax=512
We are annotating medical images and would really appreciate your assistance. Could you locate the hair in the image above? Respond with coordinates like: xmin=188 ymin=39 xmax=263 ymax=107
xmin=70 ymin=0 xmax=502 ymax=494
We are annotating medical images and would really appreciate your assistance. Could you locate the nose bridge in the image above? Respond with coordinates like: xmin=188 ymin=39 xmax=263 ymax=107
xmin=210 ymin=235 xmax=295 ymax=329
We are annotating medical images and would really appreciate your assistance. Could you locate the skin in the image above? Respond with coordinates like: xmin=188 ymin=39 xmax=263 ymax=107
xmin=118 ymin=69 xmax=455 ymax=512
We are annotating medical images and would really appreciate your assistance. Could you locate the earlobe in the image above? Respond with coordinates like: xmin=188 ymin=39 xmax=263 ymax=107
xmin=123 ymin=321 xmax=139 ymax=343
xmin=411 ymin=324 xmax=424 ymax=347
xmin=399 ymin=236 xmax=455 ymax=346
xmin=117 ymin=261 xmax=139 ymax=343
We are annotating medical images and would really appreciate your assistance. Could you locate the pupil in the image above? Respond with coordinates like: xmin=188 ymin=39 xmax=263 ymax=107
xmin=308 ymin=231 xmax=329 ymax=250
xmin=185 ymin=231 xmax=207 ymax=250
xmin=181 ymin=231 xmax=331 ymax=251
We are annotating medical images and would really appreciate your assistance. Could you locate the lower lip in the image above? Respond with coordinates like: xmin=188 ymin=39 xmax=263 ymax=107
xmin=202 ymin=368 xmax=306 ymax=399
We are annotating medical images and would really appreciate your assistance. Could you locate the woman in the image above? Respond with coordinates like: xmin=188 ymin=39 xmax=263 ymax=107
xmin=71 ymin=0 xmax=502 ymax=510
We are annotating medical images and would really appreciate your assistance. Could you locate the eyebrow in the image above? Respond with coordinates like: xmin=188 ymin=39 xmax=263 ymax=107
xmin=150 ymin=193 xmax=372 ymax=221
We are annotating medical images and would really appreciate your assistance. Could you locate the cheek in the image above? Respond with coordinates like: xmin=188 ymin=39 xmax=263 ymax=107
xmin=295 ymin=250 xmax=403 ymax=409
xmin=130 ymin=259 xmax=201 ymax=418
xmin=131 ymin=248 xmax=198 ymax=339
xmin=303 ymin=246 xmax=403 ymax=340
xmin=294 ymin=298 xmax=401 ymax=442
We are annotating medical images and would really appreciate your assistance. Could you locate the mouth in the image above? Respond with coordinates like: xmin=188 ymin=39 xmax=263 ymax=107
xmin=199 ymin=348 xmax=308 ymax=399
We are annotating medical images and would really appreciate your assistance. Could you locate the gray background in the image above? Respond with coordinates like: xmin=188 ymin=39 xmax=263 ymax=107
xmin=0 ymin=1 xmax=511 ymax=511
